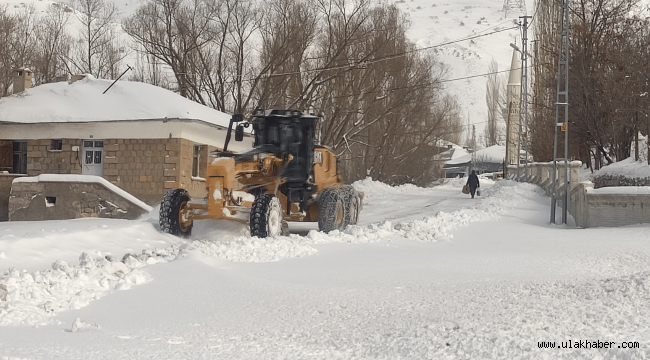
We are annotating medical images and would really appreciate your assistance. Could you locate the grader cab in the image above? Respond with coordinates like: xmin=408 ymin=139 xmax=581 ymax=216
xmin=159 ymin=109 xmax=361 ymax=238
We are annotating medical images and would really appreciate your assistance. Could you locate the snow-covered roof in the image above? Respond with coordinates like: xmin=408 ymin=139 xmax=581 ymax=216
xmin=0 ymin=75 xmax=232 ymax=127
xmin=446 ymin=145 xmax=506 ymax=166
xmin=436 ymin=144 xmax=470 ymax=162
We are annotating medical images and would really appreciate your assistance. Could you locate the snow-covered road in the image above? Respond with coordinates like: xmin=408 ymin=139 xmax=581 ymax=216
xmin=2 ymin=178 xmax=650 ymax=359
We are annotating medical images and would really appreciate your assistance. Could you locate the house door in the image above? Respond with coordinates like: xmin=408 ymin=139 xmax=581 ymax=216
xmin=82 ymin=140 xmax=104 ymax=176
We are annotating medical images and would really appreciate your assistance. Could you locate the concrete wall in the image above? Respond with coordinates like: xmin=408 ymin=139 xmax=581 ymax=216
xmin=510 ymin=161 xmax=650 ymax=228
xmin=585 ymin=192 xmax=650 ymax=227
xmin=9 ymin=178 xmax=150 ymax=221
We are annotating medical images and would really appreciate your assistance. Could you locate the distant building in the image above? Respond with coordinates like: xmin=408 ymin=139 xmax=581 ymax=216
xmin=0 ymin=74 xmax=252 ymax=220
xmin=434 ymin=143 xmax=470 ymax=178
xmin=444 ymin=145 xmax=505 ymax=178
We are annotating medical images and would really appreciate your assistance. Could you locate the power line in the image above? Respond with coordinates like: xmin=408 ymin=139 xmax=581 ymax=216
xmin=250 ymin=25 xmax=519 ymax=82
xmin=327 ymin=65 xmax=534 ymax=100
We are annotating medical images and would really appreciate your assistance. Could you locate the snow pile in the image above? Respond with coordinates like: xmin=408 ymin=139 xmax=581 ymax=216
xmin=306 ymin=220 xmax=397 ymax=245
xmin=352 ymin=177 xmax=430 ymax=198
xmin=0 ymin=247 xmax=181 ymax=326
xmin=192 ymin=236 xmax=317 ymax=263
xmin=70 ymin=317 xmax=100 ymax=333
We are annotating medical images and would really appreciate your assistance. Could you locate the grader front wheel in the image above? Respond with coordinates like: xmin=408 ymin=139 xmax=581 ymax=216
xmin=159 ymin=188 xmax=193 ymax=238
xmin=250 ymin=194 xmax=283 ymax=238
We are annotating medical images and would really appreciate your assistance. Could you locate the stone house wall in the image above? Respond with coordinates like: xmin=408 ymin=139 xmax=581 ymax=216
xmin=20 ymin=137 xmax=215 ymax=207
xmin=101 ymin=138 xmax=174 ymax=205
xmin=26 ymin=139 xmax=82 ymax=175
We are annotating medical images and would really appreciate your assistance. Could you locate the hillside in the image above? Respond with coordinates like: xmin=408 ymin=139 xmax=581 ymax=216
xmin=386 ymin=0 xmax=535 ymax=142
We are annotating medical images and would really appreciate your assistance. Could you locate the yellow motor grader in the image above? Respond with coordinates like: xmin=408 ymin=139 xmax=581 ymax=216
xmin=159 ymin=109 xmax=361 ymax=237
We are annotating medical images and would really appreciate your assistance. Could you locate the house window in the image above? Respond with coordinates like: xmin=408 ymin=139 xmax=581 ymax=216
xmin=51 ymin=139 xmax=62 ymax=151
xmin=192 ymin=144 xmax=206 ymax=178
xmin=12 ymin=141 xmax=27 ymax=174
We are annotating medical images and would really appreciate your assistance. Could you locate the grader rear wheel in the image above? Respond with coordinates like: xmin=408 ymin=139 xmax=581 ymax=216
xmin=318 ymin=187 xmax=345 ymax=233
xmin=159 ymin=188 xmax=193 ymax=238
xmin=340 ymin=185 xmax=360 ymax=226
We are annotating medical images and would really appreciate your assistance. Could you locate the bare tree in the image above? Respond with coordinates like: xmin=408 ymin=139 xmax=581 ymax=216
xmin=68 ymin=0 xmax=125 ymax=78
xmin=0 ymin=5 xmax=18 ymax=96
xmin=33 ymin=4 xmax=73 ymax=85
xmin=531 ymin=0 xmax=647 ymax=169
xmin=485 ymin=58 xmax=502 ymax=146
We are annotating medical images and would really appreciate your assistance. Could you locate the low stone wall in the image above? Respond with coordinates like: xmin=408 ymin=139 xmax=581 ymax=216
xmin=0 ymin=174 xmax=27 ymax=221
xmin=510 ymin=161 xmax=650 ymax=228
xmin=9 ymin=175 xmax=152 ymax=221
xmin=586 ymin=191 xmax=650 ymax=227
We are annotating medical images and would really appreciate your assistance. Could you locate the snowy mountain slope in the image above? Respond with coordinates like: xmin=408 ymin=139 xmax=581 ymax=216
xmin=386 ymin=0 xmax=535 ymax=141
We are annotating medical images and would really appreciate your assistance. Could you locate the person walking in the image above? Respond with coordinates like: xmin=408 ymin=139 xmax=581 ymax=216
xmin=466 ymin=170 xmax=480 ymax=199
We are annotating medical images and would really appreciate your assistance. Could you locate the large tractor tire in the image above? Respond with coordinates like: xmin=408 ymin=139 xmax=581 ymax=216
xmin=159 ymin=188 xmax=193 ymax=238
xmin=250 ymin=194 xmax=283 ymax=238
xmin=318 ymin=187 xmax=345 ymax=233
xmin=340 ymin=185 xmax=361 ymax=226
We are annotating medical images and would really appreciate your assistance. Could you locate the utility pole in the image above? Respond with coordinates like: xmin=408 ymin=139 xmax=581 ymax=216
xmin=551 ymin=0 xmax=570 ymax=224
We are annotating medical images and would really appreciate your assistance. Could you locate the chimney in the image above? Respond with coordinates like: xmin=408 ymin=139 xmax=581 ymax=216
xmin=13 ymin=68 xmax=32 ymax=94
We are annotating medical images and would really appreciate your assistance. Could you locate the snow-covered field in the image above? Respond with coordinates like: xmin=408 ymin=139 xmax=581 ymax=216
xmin=2 ymin=177 xmax=650 ymax=359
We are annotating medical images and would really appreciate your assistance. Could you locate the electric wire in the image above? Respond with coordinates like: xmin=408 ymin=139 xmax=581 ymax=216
xmin=250 ymin=25 xmax=519 ymax=81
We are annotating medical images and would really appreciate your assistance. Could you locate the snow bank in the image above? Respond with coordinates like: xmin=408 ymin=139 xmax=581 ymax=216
xmin=352 ymin=177 xmax=430 ymax=197
xmin=593 ymin=157 xmax=650 ymax=178
xmin=192 ymin=236 xmax=317 ymax=263
xmin=0 ymin=247 xmax=182 ymax=326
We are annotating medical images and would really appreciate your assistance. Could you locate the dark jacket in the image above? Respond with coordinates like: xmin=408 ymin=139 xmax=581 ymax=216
xmin=466 ymin=173 xmax=480 ymax=189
